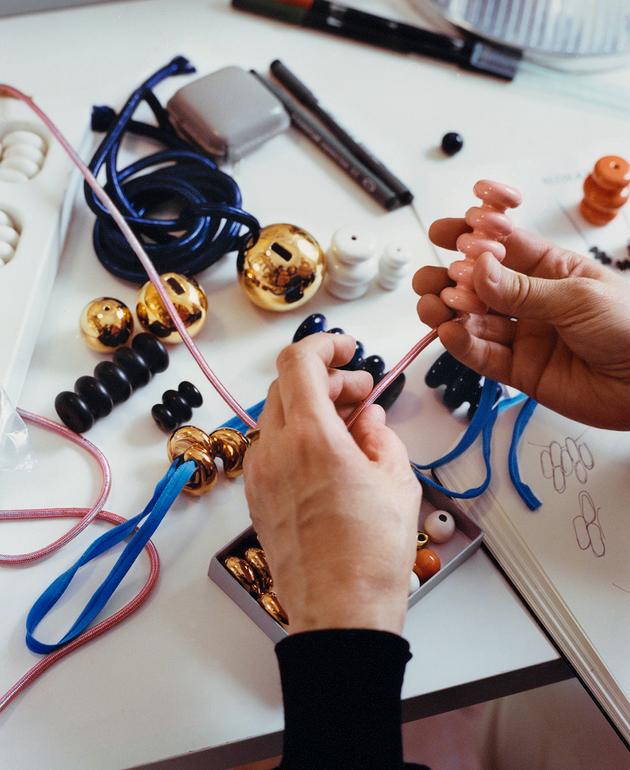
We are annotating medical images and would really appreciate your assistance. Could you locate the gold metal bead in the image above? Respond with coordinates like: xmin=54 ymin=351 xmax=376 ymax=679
xmin=167 ymin=425 xmax=217 ymax=495
xmin=224 ymin=556 xmax=261 ymax=597
xmin=208 ymin=428 xmax=250 ymax=479
xmin=259 ymin=591 xmax=288 ymax=625
xmin=245 ymin=427 xmax=261 ymax=445
xmin=79 ymin=297 xmax=134 ymax=352
xmin=417 ymin=531 xmax=429 ymax=549
xmin=237 ymin=223 xmax=326 ymax=312
xmin=244 ymin=547 xmax=272 ymax=590
xmin=136 ymin=272 xmax=208 ymax=344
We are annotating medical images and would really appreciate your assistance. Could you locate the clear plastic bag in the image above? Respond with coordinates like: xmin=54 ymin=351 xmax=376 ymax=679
xmin=0 ymin=386 xmax=33 ymax=470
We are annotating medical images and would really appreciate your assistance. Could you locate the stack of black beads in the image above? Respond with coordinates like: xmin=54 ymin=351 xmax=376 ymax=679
xmin=425 ymin=351 xmax=503 ymax=419
xmin=55 ymin=333 xmax=169 ymax=433
xmin=151 ymin=381 xmax=203 ymax=432
xmin=293 ymin=313 xmax=406 ymax=411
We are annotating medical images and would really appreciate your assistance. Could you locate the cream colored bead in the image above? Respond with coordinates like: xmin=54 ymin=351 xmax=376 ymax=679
xmin=0 ymin=210 xmax=13 ymax=227
xmin=2 ymin=130 xmax=46 ymax=151
xmin=324 ymin=225 xmax=378 ymax=300
xmin=0 ymin=242 xmax=15 ymax=262
xmin=378 ymin=242 xmax=411 ymax=290
xmin=3 ymin=144 xmax=45 ymax=165
xmin=408 ymin=570 xmax=420 ymax=595
xmin=1 ymin=156 xmax=39 ymax=178
xmin=0 ymin=225 xmax=19 ymax=247
xmin=0 ymin=167 xmax=29 ymax=183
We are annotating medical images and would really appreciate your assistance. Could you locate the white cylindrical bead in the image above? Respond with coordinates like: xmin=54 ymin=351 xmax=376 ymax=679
xmin=2 ymin=130 xmax=46 ymax=151
xmin=1 ymin=156 xmax=40 ymax=178
xmin=324 ymin=225 xmax=378 ymax=301
xmin=378 ymin=242 xmax=411 ymax=290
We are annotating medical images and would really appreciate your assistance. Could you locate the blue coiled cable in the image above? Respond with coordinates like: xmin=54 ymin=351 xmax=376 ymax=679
xmin=84 ymin=56 xmax=260 ymax=283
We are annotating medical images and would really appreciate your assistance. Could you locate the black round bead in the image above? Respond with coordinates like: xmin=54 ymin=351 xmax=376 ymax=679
xmin=93 ymin=361 xmax=133 ymax=404
xmin=425 ymin=352 xmax=463 ymax=389
xmin=132 ymin=333 xmax=169 ymax=374
xmin=339 ymin=340 xmax=364 ymax=371
xmin=74 ymin=375 xmax=113 ymax=419
xmin=178 ymin=380 xmax=203 ymax=408
xmin=162 ymin=390 xmax=193 ymax=422
xmin=293 ymin=313 xmax=327 ymax=343
xmin=361 ymin=355 xmax=386 ymax=382
xmin=375 ymin=373 xmax=406 ymax=411
xmin=55 ymin=391 xmax=95 ymax=433
xmin=151 ymin=404 xmax=179 ymax=433
xmin=327 ymin=327 xmax=345 ymax=335
xmin=441 ymin=132 xmax=464 ymax=156
xmin=113 ymin=347 xmax=151 ymax=389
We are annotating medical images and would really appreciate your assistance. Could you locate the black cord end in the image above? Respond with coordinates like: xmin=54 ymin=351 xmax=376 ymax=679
xmin=91 ymin=105 xmax=118 ymax=132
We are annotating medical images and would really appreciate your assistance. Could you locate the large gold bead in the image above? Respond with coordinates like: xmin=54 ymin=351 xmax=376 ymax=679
xmin=167 ymin=425 xmax=217 ymax=495
xmin=224 ymin=556 xmax=262 ymax=598
xmin=244 ymin=547 xmax=272 ymax=590
xmin=259 ymin=591 xmax=289 ymax=625
xmin=237 ymin=223 xmax=326 ymax=312
xmin=79 ymin=297 xmax=134 ymax=352
xmin=209 ymin=428 xmax=250 ymax=479
xmin=136 ymin=273 xmax=208 ymax=344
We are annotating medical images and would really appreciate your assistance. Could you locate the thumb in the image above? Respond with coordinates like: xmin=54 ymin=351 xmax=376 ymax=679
xmin=350 ymin=405 xmax=408 ymax=466
xmin=473 ymin=252 xmax=575 ymax=321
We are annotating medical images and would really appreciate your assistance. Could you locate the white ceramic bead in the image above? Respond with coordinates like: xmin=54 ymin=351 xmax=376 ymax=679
xmin=3 ymin=144 xmax=45 ymax=166
xmin=408 ymin=570 xmax=420 ymax=595
xmin=324 ymin=225 xmax=378 ymax=300
xmin=2 ymin=130 xmax=46 ymax=151
xmin=0 ymin=242 xmax=15 ymax=262
xmin=0 ymin=225 xmax=19 ymax=247
xmin=1 ymin=156 xmax=39 ymax=178
xmin=423 ymin=510 xmax=456 ymax=544
xmin=378 ymin=242 xmax=411 ymax=290
xmin=0 ymin=210 xmax=12 ymax=227
xmin=0 ymin=167 xmax=29 ymax=183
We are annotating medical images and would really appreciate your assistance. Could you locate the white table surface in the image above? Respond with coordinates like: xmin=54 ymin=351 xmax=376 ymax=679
xmin=4 ymin=0 xmax=630 ymax=767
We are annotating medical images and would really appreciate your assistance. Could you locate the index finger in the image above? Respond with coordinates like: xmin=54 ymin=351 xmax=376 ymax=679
xmin=276 ymin=333 xmax=357 ymax=427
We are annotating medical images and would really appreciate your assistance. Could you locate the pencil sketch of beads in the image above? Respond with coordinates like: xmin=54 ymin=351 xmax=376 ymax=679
xmin=572 ymin=490 xmax=605 ymax=558
xmin=539 ymin=435 xmax=594 ymax=493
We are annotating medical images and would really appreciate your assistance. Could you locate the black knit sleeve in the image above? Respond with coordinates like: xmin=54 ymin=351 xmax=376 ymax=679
xmin=275 ymin=629 xmax=426 ymax=770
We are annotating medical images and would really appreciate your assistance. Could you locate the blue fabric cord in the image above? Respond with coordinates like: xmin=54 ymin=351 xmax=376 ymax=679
xmin=25 ymin=459 xmax=196 ymax=654
xmin=412 ymin=379 xmax=538 ymax=507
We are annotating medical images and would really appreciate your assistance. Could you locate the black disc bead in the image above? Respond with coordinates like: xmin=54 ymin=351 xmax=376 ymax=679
xmin=178 ymin=380 xmax=202 ymax=408
xmin=375 ymin=373 xmax=406 ymax=411
xmin=441 ymin=132 xmax=464 ymax=156
xmin=293 ymin=313 xmax=327 ymax=342
xmin=132 ymin=333 xmax=169 ymax=374
xmin=151 ymin=404 xmax=179 ymax=433
xmin=162 ymin=390 xmax=193 ymax=422
xmin=74 ymin=375 xmax=114 ymax=418
xmin=55 ymin=391 xmax=94 ymax=433
xmin=425 ymin=352 xmax=464 ymax=389
xmin=339 ymin=340 xmax=364 ymax=371
xmin=113 ymin=347 xmax=151 ymax=389
xmin=93 ymin=361 xmax=133 ymax=404
xmin=361 ymin=355 xmax=386 ymax=382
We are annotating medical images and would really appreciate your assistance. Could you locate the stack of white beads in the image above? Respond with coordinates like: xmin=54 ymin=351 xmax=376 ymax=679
xmin=0 ymin=209 xmax=19 ymax=266
xmin=0 ymin=129 xmax=47 ymax=183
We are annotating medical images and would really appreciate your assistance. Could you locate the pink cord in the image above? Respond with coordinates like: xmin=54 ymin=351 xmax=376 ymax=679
xmin=0 ymin=507 xmax=159 ymax=714
xmin=0 ymin=410 xmax=111 ymax=565
xmin=0 ymin=84 xmax=256 ymax=430
xmin=346 ymin=328 xmax=439 ymax=429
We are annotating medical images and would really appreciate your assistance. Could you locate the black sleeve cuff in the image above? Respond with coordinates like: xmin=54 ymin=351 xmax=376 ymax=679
xmin=276 ymin=629 xmax=411 ymax=770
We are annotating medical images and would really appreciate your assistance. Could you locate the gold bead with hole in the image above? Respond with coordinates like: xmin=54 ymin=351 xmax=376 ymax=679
xmin=136 ymin=272 xmax=208 ymax=343
xmin=237 ymin=223 xmax=326 ymax=311
xmin=79 ymin=297 xmax=134 ymax=352
xmin=244 ymin=547 xmax=272 ymax=590
xmin=259 ymin=591 xmax=289 ymax=625
xmin=224 ymin=556 xmax=261 ymax=597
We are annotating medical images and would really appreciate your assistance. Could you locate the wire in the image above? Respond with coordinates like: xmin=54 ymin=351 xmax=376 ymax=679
xmin=84 ymin=57 xmax=260 ymax=283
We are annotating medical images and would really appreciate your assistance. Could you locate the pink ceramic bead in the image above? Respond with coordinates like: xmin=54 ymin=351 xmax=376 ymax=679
xmin=441 ymin=179 xmax=522 ymax=314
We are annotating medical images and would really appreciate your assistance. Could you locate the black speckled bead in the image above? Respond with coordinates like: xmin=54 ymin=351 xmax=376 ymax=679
xmin=292 ymin=313 xmax=327 ymax=343
xmin=132 ymin=333 xmax=169 ymax=374
xmin=151 ymin=404 xmax=178 ymax=433
xmin=441 ymin=132 xmax=464 ymax=156
xmin=55 ymin=392 xmax=94 ymax=433
xmin=113 ymin=347 xmax=151 ymax=389
xmin=361 ymin=355 xmax=386 ymax=382
xmin=74 ymin=375 xmax=114 ymax=419
xmin=178 ymin=381 xmax=203 ymax=408
xmin=93 ymin=361 xmax=132 ymax=404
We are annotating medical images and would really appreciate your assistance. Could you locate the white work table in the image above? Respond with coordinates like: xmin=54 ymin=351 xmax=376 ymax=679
xmin=5 ymin=0 xmax=630 ymax=767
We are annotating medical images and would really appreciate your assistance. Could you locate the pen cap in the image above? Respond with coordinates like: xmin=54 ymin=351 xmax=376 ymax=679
xmin=167 ymin=66 xmax=290 ymax=160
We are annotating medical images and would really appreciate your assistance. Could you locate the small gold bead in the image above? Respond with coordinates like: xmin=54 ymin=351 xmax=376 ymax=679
xmin=136 ymin=272 xmax=208 ymax=344
xmin=259 ymin=591 xmax=288 ymax=625
xmin=244 ymin=547 xmax=272 ymax=590
xmin=79 ymin=297 xmax=134 ymax=352
xmin=224 ymin=556 xmax=261 ymax=597
xmin=416 ymin=531 xmax=429 ymax=549
xmin=237 ymin=223 xmax=326 ymax=312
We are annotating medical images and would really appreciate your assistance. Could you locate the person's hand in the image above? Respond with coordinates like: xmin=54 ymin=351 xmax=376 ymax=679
xmin=413 ymin=219 xmax=630 ymax=430
xmin=243 ymin=333 xmax=420 ymax=636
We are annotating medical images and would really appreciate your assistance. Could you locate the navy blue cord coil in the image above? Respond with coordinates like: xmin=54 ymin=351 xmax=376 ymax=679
xmin=84 ymin=56 xmax=260 ymax=283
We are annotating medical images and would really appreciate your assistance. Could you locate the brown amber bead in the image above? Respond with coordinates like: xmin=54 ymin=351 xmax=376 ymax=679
xmin=580 ymin=155 xmax=630 ymax=226
xmin=413 ymin=548 xmax=441 ymax=582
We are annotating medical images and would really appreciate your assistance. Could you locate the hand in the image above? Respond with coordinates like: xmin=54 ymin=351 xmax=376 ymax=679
xmin=413 ymin=219 xmax=630 ymax=430
xmin=243 ymin=333 xmax=420 ymax=636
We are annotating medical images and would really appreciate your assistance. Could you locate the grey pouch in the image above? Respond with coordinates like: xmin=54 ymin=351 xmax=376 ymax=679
xmin=167 ymin=65 xmax=289 ymax=161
